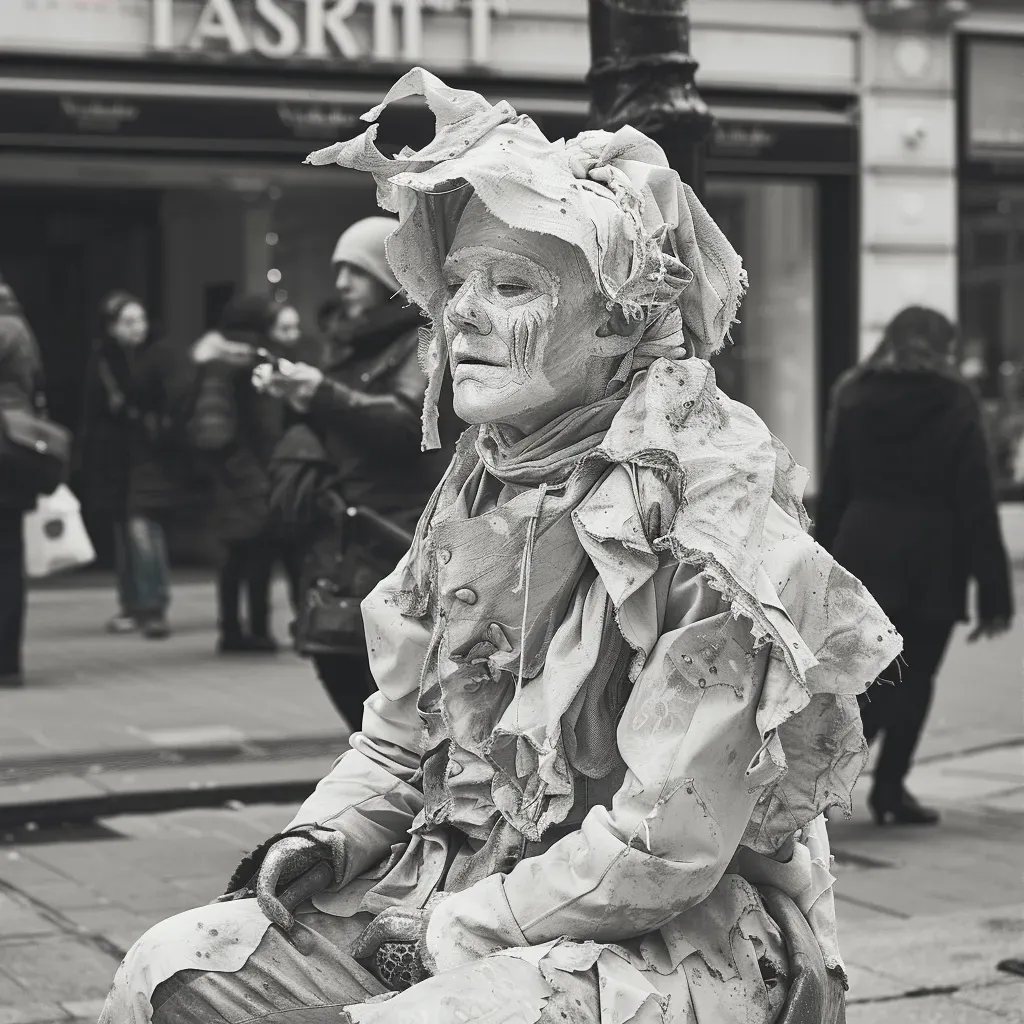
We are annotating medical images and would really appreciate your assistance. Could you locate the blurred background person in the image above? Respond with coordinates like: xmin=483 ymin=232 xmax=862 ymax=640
xmin=78 ymin=291 xmax=198 ymax=641
xmin=816 ymin=305 xmax=1014 ymax=827
xmin=258 ymin=216 xmax=455 ymax=729
xmin=0 ymin=275 xmax=46 ymax=687
xmin=191 ymin=294 xmax=291 ymax=655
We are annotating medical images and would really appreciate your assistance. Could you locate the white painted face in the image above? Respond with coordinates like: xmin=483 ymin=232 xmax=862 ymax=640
xmin=442 ymin=202 xmax=630 ymax=435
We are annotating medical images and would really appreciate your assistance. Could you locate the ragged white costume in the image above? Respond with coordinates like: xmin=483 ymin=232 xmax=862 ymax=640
xmin=100 ymin=70 xmax=900 ymax=1024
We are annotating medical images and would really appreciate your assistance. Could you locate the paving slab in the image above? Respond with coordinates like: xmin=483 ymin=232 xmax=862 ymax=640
xmin=59 ymin=1003 xmax=106 ymax=1024
xmin=59 ymin=907 xmax=159 ymax=957
xmin=0 ymin=940 xmax=117 ymax=1004
xmin=847 ymin=989 xmax=1015 ymax=1023
xmin=7 ymin=580 xmax=345 ymax=768
xmin=0 ymin=1003 xmax=71 ymax=1024
xmin=959 ymin=980 xmax=1024 ymax=1019
xmin=843 ymin=905 xmax=1024 ymax=995
xmin=0 ymin=891 xmax=57 ymax=941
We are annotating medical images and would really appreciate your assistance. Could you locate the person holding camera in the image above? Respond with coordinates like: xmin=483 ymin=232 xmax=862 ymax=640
xmin=257 ymin=217 xmax=454 ymax=729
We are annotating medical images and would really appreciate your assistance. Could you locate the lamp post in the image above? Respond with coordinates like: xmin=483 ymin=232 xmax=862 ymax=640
xmin=586 ymin=0 xmax=713 ymax=198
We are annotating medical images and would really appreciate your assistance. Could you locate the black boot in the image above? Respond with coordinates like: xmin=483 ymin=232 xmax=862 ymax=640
xmin=246 ymin=633 xmax=279 ymax=654
xmin=218 ymin=625 xmax=250 ymax=654
xmin=869 ymin=787 xmax=940 ymax=826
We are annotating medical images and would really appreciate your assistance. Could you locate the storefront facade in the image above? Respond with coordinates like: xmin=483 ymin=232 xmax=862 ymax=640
xmin=957 ymin=3 xmax=1024 ymax=497
xmin=0 ymin=0 xmax=866 ymax=503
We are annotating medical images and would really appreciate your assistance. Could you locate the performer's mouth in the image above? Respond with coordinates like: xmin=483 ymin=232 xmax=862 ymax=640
xmin=455 ymin=357 xmax=504 ymax=369
xmin=451 ymin=339 xmax=506 ymax=369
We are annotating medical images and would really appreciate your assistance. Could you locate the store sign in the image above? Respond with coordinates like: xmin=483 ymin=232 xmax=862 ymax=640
xmin=276 ymin=103 xmax=360 ymax=138
xmin=59 ymin=98 xmax=141 ymax=134
xmin=0 ymin=88 xmax=441 ymax=153
xmin=966 ymin=39 xmax=1024 ymax=164
xmin=709 ymin=120 xmax=856 ymax=172
xmin=151 ymin=0 xmax=503 ymax=63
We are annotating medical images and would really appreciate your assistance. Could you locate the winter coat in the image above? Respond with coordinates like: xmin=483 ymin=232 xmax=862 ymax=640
xmin=0 ymin=281 xmax=45 ymax=512
xmin=194 ymin=340 xmax=285 ymax=545
xmin=312 ymin=301 xmax=454 ymax=525
xmin=816 ymin=369 xmax=1013 ymax=624
xmin=77 ymin=337 xmax=203 ymax=520
xmin=287 ymin=302 xmax=455 ymax=605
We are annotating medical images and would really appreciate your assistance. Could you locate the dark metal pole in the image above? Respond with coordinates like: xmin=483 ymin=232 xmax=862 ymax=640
xmin=586 ymin=0 xmax=713 ymax=197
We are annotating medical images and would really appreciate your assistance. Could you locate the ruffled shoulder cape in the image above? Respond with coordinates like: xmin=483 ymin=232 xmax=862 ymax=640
xmin=571 ymin=358 xmax=901 ymax=852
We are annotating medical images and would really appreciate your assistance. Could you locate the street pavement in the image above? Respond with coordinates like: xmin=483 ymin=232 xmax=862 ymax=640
xmin=0 ymin=568 xmax=1021 ymax=1023
xmin=3 ymin=576 xmax=344 ymax=760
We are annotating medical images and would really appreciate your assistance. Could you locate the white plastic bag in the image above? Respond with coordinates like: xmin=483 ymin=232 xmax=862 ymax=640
xmin=23 ymin=484 xmax=96 ymax=579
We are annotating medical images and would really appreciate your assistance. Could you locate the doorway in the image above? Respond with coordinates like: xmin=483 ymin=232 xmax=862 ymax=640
xmin=0 ymin=188 xmax=161 ymax=433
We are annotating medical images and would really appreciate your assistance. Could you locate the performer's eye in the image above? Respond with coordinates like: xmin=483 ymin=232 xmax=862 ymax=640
xmin=445 ymin=279 xmax=465 ymax=298
xmin=495 ymin=281 xmax=530 ymax=297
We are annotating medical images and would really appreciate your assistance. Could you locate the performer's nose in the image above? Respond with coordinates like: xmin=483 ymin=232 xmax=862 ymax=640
xmin=448 ymin=280 xmax=492 ymax=336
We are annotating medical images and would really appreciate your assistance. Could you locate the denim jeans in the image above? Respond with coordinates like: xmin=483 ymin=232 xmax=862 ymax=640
xmin=113 ymin=516 xmax=171 ymax=619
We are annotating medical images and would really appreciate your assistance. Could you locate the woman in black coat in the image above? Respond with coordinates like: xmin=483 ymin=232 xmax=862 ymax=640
xmin=78 ymin=292 xmax=200 ymax=640
xmin=817 ymin=306 xmax=1013 ymax=825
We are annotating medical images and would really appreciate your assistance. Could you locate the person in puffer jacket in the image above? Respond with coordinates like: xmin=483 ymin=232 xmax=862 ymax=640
xmin=190 ymin=294 xmax=294 ymax=653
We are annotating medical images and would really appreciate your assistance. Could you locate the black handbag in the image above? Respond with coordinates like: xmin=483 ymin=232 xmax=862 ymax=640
xmin=293 ymin=504 xmax=414 ymax=658
xmin=0 ymin=391 xmax=71 ymax=498
xmin=294 ymin=577 xmax=367 ymax=657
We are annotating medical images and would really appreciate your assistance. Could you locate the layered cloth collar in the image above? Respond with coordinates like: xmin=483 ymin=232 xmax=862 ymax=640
xmin=474 ymin=396 xmax=624 ymax=490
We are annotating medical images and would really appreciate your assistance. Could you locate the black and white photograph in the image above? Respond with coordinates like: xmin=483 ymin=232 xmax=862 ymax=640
xmin=0 ymin=2 xmax=1021 ymax=1023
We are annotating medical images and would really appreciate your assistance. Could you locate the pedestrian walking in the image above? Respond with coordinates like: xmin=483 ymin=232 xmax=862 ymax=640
xmin=78 ymin=291 xmax=197 ymax=640
xmin=0 ymin=275 xmax=47 ymax=686
xmin=256 ymin=216 xmax=455 ymax=729
xmin=817 ymin=305 xmax=1014 ymax=825
xmin=191 ymin=294 xmax=291 ymax=654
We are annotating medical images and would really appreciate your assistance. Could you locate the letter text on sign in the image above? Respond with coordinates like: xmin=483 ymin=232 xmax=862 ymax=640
xmin=254 ymin=0 xmax=303 ymax=58
xmin=188 ymin=0 xmax=251 ymax=53
xmin=151 ymin=0 xmax=504 ymax=65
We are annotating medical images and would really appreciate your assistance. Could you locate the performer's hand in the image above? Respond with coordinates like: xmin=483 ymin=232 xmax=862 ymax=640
xmin=352 ymin=895 xmax=449 ymax=991
xmin=255 ymin=834 xmax=335 ymax=931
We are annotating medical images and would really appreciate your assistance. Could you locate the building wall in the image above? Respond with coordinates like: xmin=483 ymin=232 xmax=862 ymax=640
xmin=0 ymin=0 xmax=862 ymax=93
xmin=858 ymin=21 xmax=959 ymax=358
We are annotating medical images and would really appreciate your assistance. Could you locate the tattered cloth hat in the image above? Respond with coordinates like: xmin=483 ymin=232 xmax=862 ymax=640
xmin=306 ymin=68 xmax=746 ymax=449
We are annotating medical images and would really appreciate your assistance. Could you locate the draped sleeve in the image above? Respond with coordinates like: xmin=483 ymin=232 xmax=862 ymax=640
xmin=285 ymin=555 xmax=428 ymax=888
xmin=424 ymin=562 xmax=771 ymax=971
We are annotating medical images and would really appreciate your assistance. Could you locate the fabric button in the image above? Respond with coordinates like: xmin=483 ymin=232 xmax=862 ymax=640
xmin=437 ymin=548 xmax=452 ymax=565
xmin=455 ymin=588 xmax=478 ymax=605
xmin=487 ymin=622 xmax=513 ymax=653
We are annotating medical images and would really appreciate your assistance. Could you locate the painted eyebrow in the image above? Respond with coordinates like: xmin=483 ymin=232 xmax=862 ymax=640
xmin=444 ymin=247 xmax=545 ymax=269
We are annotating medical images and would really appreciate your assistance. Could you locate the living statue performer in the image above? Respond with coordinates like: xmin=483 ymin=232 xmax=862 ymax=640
xmin=98 ymin=70 xmax=900 ymax=1024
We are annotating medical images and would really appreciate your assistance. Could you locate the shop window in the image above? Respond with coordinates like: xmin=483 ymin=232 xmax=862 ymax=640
xmin=960 ymin=185 xmax=1024 ymax=499
xmin=705 ymin=179 xmax=820 ymax=492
